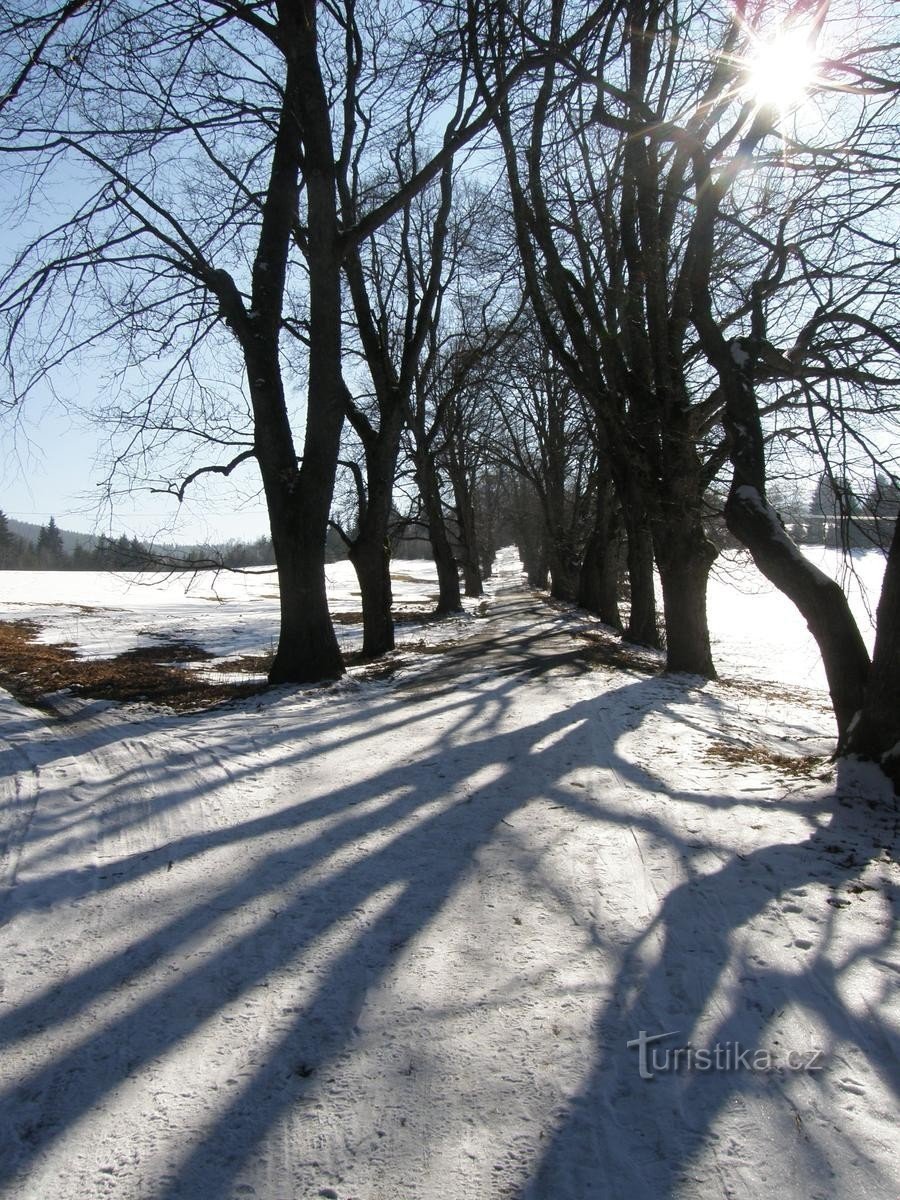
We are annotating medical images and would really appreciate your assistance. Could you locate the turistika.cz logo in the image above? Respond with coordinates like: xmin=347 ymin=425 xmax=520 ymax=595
xmin=626 ymin=1029 xmax=826 ymax=1080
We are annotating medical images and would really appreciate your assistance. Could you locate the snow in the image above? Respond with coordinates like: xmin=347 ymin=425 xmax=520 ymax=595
xmin=0 ymin=549 xmax=896 ymax=1199
xmin=0 ymin=559 xmax=483 ymax=663
xmin=708 ymin=546 xmax=884 ymax=690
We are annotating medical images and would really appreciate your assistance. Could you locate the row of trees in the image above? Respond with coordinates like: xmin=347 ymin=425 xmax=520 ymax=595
xmin=0 ymin=0 xmax=898 ymax=778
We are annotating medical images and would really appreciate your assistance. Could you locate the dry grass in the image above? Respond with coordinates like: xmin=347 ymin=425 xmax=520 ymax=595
xmin=329 ymin=608 xmax=440 ymax=626
xmin=704 ymin=739 xmax=831 ymax=778
xmin=573 ymin=628 xmax=661 ymax=674
xmin=0 ymin=620 xmax=263 ymax=712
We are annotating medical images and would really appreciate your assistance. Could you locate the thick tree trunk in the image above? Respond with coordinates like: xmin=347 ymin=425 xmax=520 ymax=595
xmin=460 ymin=558 xmax=483 ymax=599
xmin=578 ymin=493 xmax=622 ymax=631
xmin=246 ymin=337 xmax=344 ymax=685
xmin=655 ymin=531 xmax=717 ymax=677
xmin=726 ymin=486 xmax=870 ymax=742
xmin=653 ymin=448 xmax=718 ymax=677
xmin=268 ymin=504 xmax=344 ymax=683
xmin=842 ymin=517 xmax=900 ymax=784
xmin=711 ymin=335 xmax=870 ymax=742
xmin=687 ymin=163 xmax=873 ymax=743
xmin=622 ymin=504 xmax=659 ymax=648
xmin=253 ymin=14 xmax=345 ymax=686
xmin=548 ymin=540 xmax=580 ymax=602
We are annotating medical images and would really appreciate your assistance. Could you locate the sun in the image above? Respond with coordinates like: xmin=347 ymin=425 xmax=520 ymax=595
xmin=743 ymin=27 xmax=819 ymax=113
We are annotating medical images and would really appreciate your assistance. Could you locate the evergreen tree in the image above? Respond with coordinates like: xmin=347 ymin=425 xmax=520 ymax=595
xmin=0 ymin=510 xmax=21 ymax=568
xmin=36 ymin=517 xmax=66 ymax=567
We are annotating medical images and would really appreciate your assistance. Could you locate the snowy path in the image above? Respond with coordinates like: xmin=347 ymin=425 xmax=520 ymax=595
xmin=0 ymin=567 xmax=897 ymax=1199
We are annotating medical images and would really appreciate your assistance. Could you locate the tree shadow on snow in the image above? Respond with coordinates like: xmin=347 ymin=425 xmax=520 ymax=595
xmin=0 ymin=613 xmax=895 ymax=1199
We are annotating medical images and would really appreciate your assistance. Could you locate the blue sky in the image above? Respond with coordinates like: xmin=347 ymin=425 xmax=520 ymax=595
xmin=1 ymin=378 xmax=270 ymax=544
xmin=0 ymin=175 xmax=270 ymax=545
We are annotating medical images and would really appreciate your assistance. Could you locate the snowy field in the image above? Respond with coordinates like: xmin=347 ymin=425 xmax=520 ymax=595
xmin=0 ymin=547 xmax=897 ymax=1199
xmin=0 ymin=558 xmax=482 ymax=668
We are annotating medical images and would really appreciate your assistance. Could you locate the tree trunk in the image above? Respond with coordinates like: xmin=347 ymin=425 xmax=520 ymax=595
xmin=578 ymin=480 xmax=622 ymax=630
xmin=268 ymin=503 xmax=344 ymax=683
xmin=726 ymin=486 xmax=870 ymax=742
xmin=447 ymin=454 xmax=484 ymax=598
xmin=655 ymin=530 xmax=717 ymax=676
xmin=652 ymin=448 xmax=718 ymax=677
xmin=548 ymin=540 xmax=580 ymax=602
xmin=246 ymin=339 xmax=344 ymax=686
xmin=842 ymin=516 xmax=900 ymax=785
xmin=347 ymin=409 xmax=405 ymax=659
xmin=622 ymin=504 xmax=659 ymax=648
xmin=350 ymin=537 xmax=394 ymax=659
xmin=256 ymin=14 xmax=345 ymax=686
xmin=711 ymin=335 xmax=870 ymax=742
xmin=416 ymin=452 xmax=462 ymax=613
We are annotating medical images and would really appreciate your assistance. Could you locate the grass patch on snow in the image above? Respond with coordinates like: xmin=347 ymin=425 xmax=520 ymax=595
xmin=0 ymin=619 xmax=264 ymax=711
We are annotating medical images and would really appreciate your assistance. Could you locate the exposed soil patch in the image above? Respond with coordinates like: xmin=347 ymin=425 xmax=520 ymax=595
xmin=0 ymin=619 xmax=262 ymax=712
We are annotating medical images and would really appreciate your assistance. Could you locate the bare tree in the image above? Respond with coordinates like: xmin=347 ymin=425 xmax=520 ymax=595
xmin=667 ymin=0 xmax=900 ymax=760
xmin=0 ymin=0 xmax=571 ymax=682
xmin=474 ymin=0 xmax=731 ymax=671
xmin=491 ymin=325 xmax=598 ymax=602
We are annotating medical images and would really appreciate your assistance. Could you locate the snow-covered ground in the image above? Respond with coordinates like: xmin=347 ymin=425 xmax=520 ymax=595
xmin=0 ymin=558 xmax=483 ymax=665
xmin=0 ymin=548 xmax=896 ymax=1199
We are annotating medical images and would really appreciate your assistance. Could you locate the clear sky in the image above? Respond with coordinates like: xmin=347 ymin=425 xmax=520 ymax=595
xmin=1 ymin=381 xmax=271 ymax=544
xmin=0 ymin=176 xmax=271 ymax=545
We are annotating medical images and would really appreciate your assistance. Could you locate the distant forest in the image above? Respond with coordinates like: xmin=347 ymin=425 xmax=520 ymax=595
xmin=0 ymin=510 xmax=431 ymax=571
xmin=2 ymin=473 xmax=896 ymax=573
xmin=0 ymin=512 xmax=278 ymax=571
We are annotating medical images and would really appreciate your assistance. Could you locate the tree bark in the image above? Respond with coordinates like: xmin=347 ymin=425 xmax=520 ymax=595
xmin=415 ymin=451 xmax=462 ymax=613
xmin=448 ymin=460 xmax=484 ymax=598
xmin=652 ymin=442 xmax=718 ymax=677
xmin=254 ymin=5 xmax=345 ymax=685
xmin=712 ymin=337 xmax=870 ymax=742
xmin=350 ymin=537 xmax=394 ymax=659
xmin=622 ymin=502 xmax=659 ymax=648
xmin=654 ymin=530 xmax=717 ymax=676
xmin=347 ymin=407 xmax=405 ymax=658
xmin=548 ymin=539 xmax=580 ymax=602
xmin=842 ymin=517 xmax=900 ymax=784
xmin=578 ymin=479 xmax=622 ymax=630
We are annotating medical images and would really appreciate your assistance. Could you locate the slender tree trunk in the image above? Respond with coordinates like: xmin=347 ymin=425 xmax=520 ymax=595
xmin=710 ymin=334 xmax=870 ymax=741
xmin=444 ymin=437 xmax=483 ymax=597
xmin=578 ymin=479 xmax=622 ymax=630
xmin=348 ymin=409 xmax=405 ymax=659
xmin=415 ymin=452 xmax=462 ymax=613
xmin=845 ymin=516 xmax=900 ymax=787
xmin=451 ymin=472 xmax=484 ymax=598
xmin=350 ymin=537 xmax=394 ymax=658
